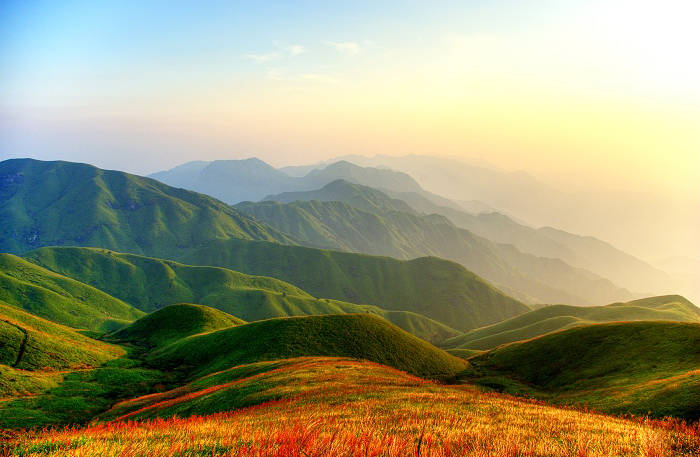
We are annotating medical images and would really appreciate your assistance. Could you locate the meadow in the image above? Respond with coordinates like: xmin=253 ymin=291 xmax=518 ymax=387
xmin=5 ymin=357 xmax=698 ymax=457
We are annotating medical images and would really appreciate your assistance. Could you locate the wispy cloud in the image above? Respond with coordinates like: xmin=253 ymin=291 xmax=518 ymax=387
xmin=243 ymin=53 xmax=279 ymax=62
xmin=326 ymin=41 xmax=361 ymax=55
xmin=299 ymin=73 xmax=341 ymax=84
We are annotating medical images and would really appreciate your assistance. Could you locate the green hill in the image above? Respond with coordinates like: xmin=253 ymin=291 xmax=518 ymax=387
xmin=149 ymin=313 xmax=466 ymax=381
xmin=0 ymin=253 xmax=143 ymax=331
xmin=445 ymin=295 xmax=699 ymax=350
xmin=109 ymin=304 xmax=245 ymax=349
xmin=0 ymin=300 xmax=124 ymax=397
xmin=0 ymin=158 xmax=290 ymax=256
xmin=24 ymin=247 xmax=459 ymax=343
xmin=246 ymin=180 xmax=636 ymax=305
xmin=462 ymin=321 xmax=700 ymax=420
xmin=177 ymin=239 xmax=528 ymax=332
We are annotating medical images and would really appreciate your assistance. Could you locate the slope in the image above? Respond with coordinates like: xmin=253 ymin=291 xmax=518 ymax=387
xmin=445 ymin=295 xmax=700 ymax=350
xmin=149 ymin=314 xmax=467 ymax=381
xmin=24 ymin=247 xmax=460 ymax=343
xmin=0 ymin=253 xmax=143 ymax=331
xmin=0 ymin=300 xmax=124 ymax=398
xmin=0 ymin=158 xmax=290 ymax=256
xmin=462 ymin=321 xmax=700 ymax=420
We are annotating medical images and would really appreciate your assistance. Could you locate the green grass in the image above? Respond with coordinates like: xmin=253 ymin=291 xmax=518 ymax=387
xmin=0 ymin=158 xmax=290 ymax=257
xmin=461 ymin=321 xmax=700 ymax=420
xmin=178 ymin=238 xmax=528 ymax=332
xmin=149 ymin=313 xmax=466 ymax=381
xmin=0 ymin=358 xmax=165 ymax=429
xmin=0 ymin=300 xmax=124 ymax=376
xmin=109 ymin=304 xmax=245 ymax=349
xmin=444 ymin=295 xmax=699 ymax=350
xmin=0 ymin=253 xmax=143 ymax=331
xmin=24 ymin=247 xmax=460 ymax=343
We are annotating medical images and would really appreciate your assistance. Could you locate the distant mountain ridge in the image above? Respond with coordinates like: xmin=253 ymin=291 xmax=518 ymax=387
xmin=251 ymin=180 xmax=636 ymax=305
xmin=149 ymin=159 xmax=427 ymax=205
xmin=151 ymin=156 xmax=675 ymax=298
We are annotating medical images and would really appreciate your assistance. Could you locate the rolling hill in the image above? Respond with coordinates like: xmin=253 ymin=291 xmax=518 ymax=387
xmin=445 ymin=295 xmax=700 ymax=350
xmin=108 ymin=304 xmax=245 ymax=349
xmin=0 ymin=158 xmax=290 ymax=256
xmin=24 ymin=247 xmax=461 ymax=343
xmin=462 ymin=321 xmax=700 ymax=420
xmin=176 ymin=239 xmax=529 ymax=331
xmin=148 ymin=313 xmax=467 ymax=381
xmin=0 ymin=253 xmax=143 ymax=331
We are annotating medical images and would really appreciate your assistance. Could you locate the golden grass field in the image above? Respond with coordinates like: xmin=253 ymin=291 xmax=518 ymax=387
xmin=5 ymin=357 xmax=699 ymax=456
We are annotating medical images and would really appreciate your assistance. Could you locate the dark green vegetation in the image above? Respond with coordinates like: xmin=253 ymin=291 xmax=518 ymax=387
xmin=0 ymin=253 xmax=143 ymax=331
xmin=24 ymin=247 xmax=461 ymax=343
xmin=247 ymin=179 xmax=635 ymax=305
xmin=0 ymin=158 xmax=290 ymax=256
xmin=149 ymin=314 xmax=467 ymax=381
xmin=445 ymin=295 xmax=700 ymax=350
xmin=109 ymin=304 xmax=245 ymax=349
xmin=177 ymin=239 xmax=528 ymax=332
xmin=462 ymin=321 xmax=700 ymax=420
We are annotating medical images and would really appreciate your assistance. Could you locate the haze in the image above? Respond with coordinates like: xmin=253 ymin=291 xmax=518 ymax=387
xmin=1 ymin=0 xmax=698 ymax=265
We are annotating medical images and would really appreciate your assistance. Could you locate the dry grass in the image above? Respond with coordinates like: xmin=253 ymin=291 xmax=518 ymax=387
xmin=5 ymin=357 xmax=699 ymax=457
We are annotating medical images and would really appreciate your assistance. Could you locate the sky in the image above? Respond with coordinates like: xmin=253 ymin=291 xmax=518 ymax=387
xmin=1 ymin=0 xmax=699 ymax=197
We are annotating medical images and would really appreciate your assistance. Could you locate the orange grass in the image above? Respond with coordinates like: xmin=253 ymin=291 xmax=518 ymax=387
xmin=5 ymin=357 xmax=699 ymax=457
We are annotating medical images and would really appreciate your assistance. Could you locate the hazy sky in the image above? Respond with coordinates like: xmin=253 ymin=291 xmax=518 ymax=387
xmin=2 ymin=0 xmax=699 ymax=199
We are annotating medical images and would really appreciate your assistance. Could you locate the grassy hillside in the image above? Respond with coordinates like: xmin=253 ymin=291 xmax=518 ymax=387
xmin=149 ymin=314 xmax=467 ymax=381
xmin=23 ymin=247 xmax=459 ymax=343
xmin=462 ymin=321 xmax=700 ymax=420
xmin=109 ymin=304 xmax=245 ymax=349
xmin=0 ymin=300 xmax=123 ymax=392
xmin=177 ymin=239 xmax=528 ymax=332
xmin=445 ymin=295 xmax=700 ymax=350
xmin=0 ymin=253 xmax=143 ymax=331
xmin=13 ymin=358 xmax=698 ymax=456
xmin=0 ymin=158 xmax=290 ymax=256
xmin=249 ymin=181 xmax=636 ymax=305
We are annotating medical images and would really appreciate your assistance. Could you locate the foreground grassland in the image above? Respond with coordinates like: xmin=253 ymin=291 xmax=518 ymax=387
xmin=6 ymin=358 xmax=699 ymax=457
